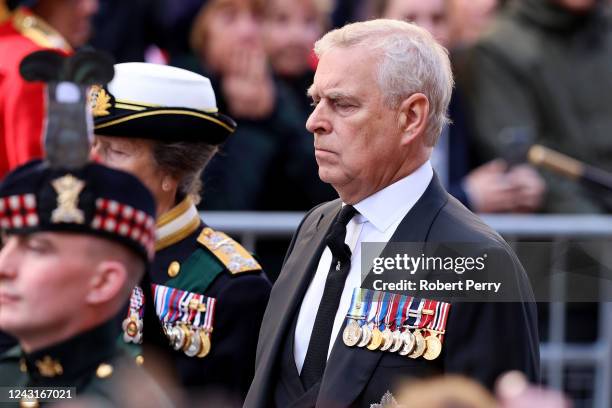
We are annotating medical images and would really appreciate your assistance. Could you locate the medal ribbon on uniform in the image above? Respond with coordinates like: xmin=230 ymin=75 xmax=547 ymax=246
xmin=428 ymin=300 xmax=451 ymax=343
xmin=418 ymin=299 xmax=437 ymax=330
xmin=128 ymin=286 xmax=144 ymax=319
xmin=376 ymin=292 xmax=391 ymax=331
xmin=152 ymin=284 xmax=216 ymax=329
xmin=361 ymin=289 xmax=375 ymax=325
xmin=346 ymin=288 xmax=364 ymax=322
xmin=384 ymin=293 xmax=399 ymax=330
xmin=202 ymin=296 xmax=216 ymax=334
xmin=406 ymin=298 xmax=424 ymax=328
xmin=394 ymin=295 xmax=407 ymax=331
xmin=367 ymin=290 xmax=382 ymax=326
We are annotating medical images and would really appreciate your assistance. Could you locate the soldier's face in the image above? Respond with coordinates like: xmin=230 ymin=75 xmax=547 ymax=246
xmin=305 ymin=47 xmax=406 ymax=202
xmin=0 ymin=233 xmax=95 ymax=343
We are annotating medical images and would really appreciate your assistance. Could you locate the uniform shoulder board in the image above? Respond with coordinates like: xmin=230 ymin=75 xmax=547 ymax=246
xmin=197 ymin=227 xmax=262 ymax=274
xmin=12 ymin=8 xmax=71 ymax=51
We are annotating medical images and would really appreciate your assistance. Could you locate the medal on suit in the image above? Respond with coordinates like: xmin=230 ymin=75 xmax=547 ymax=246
xmin=408 ymin=329 xmax=426 ymax=358
xmin=422 ymin=301 xmax=450 ymax=360
xmin=343 ymin=289 xmax=365 ymax=347
xmin=423 ymin=333 xmax=442 ymax=360
xmin=405 ymin=298 xmax=426 ymax=358
xmin=380 ymin=294 xmax=399 ymax=351
xmin=389 ymin=295 xmax=408 ymax=353
xmin=389 ymin=329 xmax=404 ymax=353
xmin=343 ymin=319 xmax=362 ymax=347
xmin=399 ymin=329 xmax=416 ymax=356
xmin=367 ymin=291 xmax=387 ymax=350
xmin=357 ymin=290 xmax=375 ymax=348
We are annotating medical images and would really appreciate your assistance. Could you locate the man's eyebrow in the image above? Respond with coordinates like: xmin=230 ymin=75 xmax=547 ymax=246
xmin=306 ymin=84 xmax=316 ymax=98
xmin=306 ymin=87 xmax=355 ymax=102
xmin=325 ymin=91 xmax=353 ymax=101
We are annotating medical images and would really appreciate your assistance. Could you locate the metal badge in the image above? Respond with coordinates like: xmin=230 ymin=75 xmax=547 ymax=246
xmin=51 ymin=174 xmax=85 ymax=224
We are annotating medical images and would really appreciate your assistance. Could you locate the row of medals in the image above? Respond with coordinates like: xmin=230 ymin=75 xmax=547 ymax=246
xmin=342 ymin=318 xmax=443 ymax=360
xmin=163 ymin=323 xmax=211 ymax=358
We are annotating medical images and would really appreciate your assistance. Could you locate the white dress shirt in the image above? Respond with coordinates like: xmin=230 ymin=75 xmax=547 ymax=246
xmin=294 ymin=161 xmax=434 ymax=373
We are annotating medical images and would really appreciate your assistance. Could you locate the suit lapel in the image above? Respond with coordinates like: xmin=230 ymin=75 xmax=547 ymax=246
xmin=249 ymin=200 xmax=342 ymax=406
xmin=317 ymin=176 xmax=449 ymax=407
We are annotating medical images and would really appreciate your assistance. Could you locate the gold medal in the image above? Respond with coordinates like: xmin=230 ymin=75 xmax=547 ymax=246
xmin=197 ymin=331 xmax=211 ymax=358
xmin=380 ymin=328 xmax=394 ymax=351
xmin=180 ymin=326 xmax=192 ymax=352
xmin=126 ymin=320 xmax=138 ymax=337
xmin=357 ymin=325 xmax=372 ymax=348
xmin=367 ymin=327 xmax=383 ymax=350
xmin=389 ymin=330 xmax=403 ymax=353
xmin=409 ymin=329 xmax=426 ymax=359
xmin=342 ymin=320 xmax=362 ymax=347
xmin=184 ymin=329 xmax=202 ymax=357
xmin=399 ymin=330 xmax=415 ymax=356
xmin=423 ymin=334 xmax=442 ymax=360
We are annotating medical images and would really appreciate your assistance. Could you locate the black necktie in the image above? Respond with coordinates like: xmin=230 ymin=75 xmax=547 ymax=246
xmin=300 ymin=205 xmax=358 ymax=389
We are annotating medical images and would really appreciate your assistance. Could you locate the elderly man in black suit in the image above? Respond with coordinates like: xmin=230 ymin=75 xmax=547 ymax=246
xmin=245 ymin=18 xmax=539 ymax=408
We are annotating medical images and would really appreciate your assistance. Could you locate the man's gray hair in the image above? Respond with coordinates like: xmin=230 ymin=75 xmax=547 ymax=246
xmin=314 ymin=19 xmax=454 ymax=146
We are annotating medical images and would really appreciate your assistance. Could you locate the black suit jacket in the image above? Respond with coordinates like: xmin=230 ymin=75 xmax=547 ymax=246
xmin=245 ymin=175 xmax=540 ymax=408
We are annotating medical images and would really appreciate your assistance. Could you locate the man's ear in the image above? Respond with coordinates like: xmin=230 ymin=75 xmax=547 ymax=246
xmin=397 ymin=93 xmax=429 ymax=146
xmin=86 ymin=261 xmax=128 ymax=305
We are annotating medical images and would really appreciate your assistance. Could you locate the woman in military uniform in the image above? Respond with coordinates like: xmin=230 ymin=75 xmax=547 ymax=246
xmin=91 ymin=63 xmax=272 ymax=401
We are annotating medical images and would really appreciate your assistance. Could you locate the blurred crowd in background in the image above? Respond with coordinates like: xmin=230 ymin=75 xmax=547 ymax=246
xmin=2 ymin=0 xmax=611 ymax=214
xmin=1 ymin=1 xmax=611 ymax=407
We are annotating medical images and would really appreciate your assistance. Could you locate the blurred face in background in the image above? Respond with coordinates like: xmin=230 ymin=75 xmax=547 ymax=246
xmin=191 ymin=0 xmax=264 ymax=75
xmin=448 ymin=0 xmax=498 ymax=47
xmin=262 ymin=0 xmax=325 ymax=77
xmin=382 ymin=0 xmax=450 ymax=47
xmin=555 ymin=0 xmax=598 ymax=13
xmin=33 ymin=0 xmax=99 ymax=48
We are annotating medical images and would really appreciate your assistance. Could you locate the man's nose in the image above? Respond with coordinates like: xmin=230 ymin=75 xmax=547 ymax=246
xmin=0 ymin=237 xmax=19 ymax=280
xmin=306 ymin=103 xmax=331 ymax=135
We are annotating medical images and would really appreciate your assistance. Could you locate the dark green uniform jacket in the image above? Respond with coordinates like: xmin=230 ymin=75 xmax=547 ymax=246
xmin=0 ymin=320 xmax=172 ymax=407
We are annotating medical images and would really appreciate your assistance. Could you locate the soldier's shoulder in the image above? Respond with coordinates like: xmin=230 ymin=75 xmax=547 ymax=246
xmin=83 ymin=352 xmax=174 ymax=407
xmin=9 ymin=8 xmax=70 ymax=51
xmin=0 ymin=345 xmax=26 ymax=386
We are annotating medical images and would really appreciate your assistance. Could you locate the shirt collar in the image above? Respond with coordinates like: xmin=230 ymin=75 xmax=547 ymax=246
xmin=353 ymin=161 xmax=433 ymax=233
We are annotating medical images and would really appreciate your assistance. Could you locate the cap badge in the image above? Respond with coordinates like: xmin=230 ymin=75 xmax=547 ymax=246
xmin=89 ymin=85 xmax=111 ymax=117
xmin=51 ymin=174 xmax=85 ymax=224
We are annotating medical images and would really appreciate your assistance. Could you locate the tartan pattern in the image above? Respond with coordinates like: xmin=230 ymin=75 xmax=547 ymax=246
xmin=91 ymin=198 xmax=155 ymax=258
xmin=0 ymin=194 xmax=38 ymax=229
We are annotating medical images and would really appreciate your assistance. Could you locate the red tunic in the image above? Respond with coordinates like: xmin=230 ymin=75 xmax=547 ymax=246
xmin=0 ymin=8 xmax=71 ymax=178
